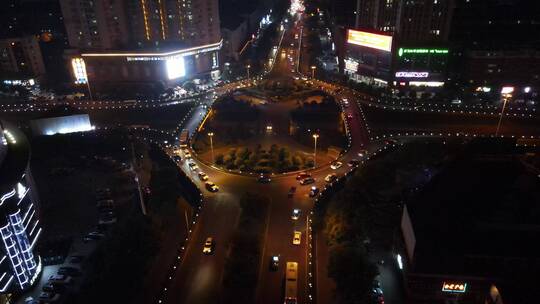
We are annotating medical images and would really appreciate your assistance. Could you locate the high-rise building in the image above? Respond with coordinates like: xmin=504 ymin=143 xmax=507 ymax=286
xmin=0 ymin=0 xmax=68 ymax=85
xmin=60 ymin=0 xmax=222 ymax=94
xmin=356 ymin=0 xmax=454 ymax=44
xmin=0 ymin=121 xmax=42 ymax=295
xmin=0 ymin=36 xmax=46 ymax=81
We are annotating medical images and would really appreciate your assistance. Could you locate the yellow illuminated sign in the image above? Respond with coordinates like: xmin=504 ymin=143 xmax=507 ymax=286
xmin=347 ymin=30 xmax=392 ymax=52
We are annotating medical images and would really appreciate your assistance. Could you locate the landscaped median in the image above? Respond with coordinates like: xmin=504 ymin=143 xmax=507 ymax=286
xmin=221 ymin=193 xmax=270 ymax=304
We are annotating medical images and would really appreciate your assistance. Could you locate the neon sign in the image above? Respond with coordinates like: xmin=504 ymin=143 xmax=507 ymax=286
xmin=395 ymin=71 xmax=429 ymax=78
xmin=398 ymin=48 xmax=449 ymax=57
xmin=442 ymin=282 xmax=467 ymax=293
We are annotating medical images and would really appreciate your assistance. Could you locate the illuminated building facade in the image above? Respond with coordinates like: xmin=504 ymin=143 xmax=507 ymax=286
xmin=0 ymin=122 xmax=42 ymax=295
xmin=61 ymin=0 xmax=222 ymax=93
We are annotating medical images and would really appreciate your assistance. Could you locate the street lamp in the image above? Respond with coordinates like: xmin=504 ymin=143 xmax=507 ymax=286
xmin=495 ymin=97 xmax=509 ymax=136
xmin=246 ymin=64 xmax=251 ymax=81
xmin=311 ymin=65 xmax=316 ymax=79
xmin=208 ymin=132 xmax=215 ymax=163
xmin=312 ymin=133 xmax=319 ymax=168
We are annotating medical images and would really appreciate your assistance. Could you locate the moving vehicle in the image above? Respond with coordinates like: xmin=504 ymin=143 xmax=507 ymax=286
xmin=205 ymin=182 xmax=219 ymax=192
xmin=325 ymin=173 xmax=337 ymax=183
xmin=183 ymin=151 xmax=192 ymax=159
xmin=300 ymin=177 xmax=315 ymax=185
xmin=330 ymin=161 xmax=342 ymax=169
xmin=257 ymin=174 xmax=272 ymax=183
xmin=293 ymin=231 xmax=302 ymax=245
xmin=188 ymin=162 xmax=198 ymax=171
xmin=284 ymin=262 xmax=298 ymax=304
xmin=309 ymin=186 xmax=319 ymax=197
xmin=288 ymin=186 xmax=296 ymax=198
xmin=270 ymin=255 xmax=280 ymax=271
xmin=291 ymin=209 xmax=301 ymax=220
xmin=348 ymin=159 xmax=360 ymax=167
xmin=203 ymin=237 xmax=214 ymax=254
xmin=198 ymin=171 xmax=209 ymax=181
xmin=358 ymin=149 xmax=368 ymax=157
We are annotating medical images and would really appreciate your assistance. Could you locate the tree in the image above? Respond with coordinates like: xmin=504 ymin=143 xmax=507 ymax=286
xmin=328 ymin=244 xmax=378 ymax=304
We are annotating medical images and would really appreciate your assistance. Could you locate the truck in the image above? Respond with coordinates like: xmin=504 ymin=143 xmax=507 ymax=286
xmin=179 ymin=129 xmax=190 ymax=147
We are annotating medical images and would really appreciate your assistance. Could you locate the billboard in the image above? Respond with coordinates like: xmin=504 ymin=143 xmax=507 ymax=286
xmin=347 ymin=30 xmax=392 ymax=52
xmin=166 ymin=56 xmax=186 ymax=80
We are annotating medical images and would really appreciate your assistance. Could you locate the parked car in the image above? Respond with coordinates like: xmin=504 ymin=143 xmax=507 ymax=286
xmin=38 ymin=292 xmax=60 ymax=303
xmin=98 ymin=213 xmax=117 ymax=225
xmin=42 ymin=282 xmax=66 ymax=293
xmin=58 ymin=266 xmax=81 ymax=277
xmin=68 ymin=255 xmax=84 ymax=264
xmin=48 ymin=274 xmax=72 ymax=285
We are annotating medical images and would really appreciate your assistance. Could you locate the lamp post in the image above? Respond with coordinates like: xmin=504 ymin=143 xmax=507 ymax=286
xmin=311 ymin=65 xmax=316 ymax=79
xmin=312 ymin=133 xmax=319 ymax=168
xmin=246 ymin=64 xmax=251 ymax=81
xmin=208 ymin=132 xmax=215 ymax=163
xmin=495 ymin=97 xmax=508 ymax=137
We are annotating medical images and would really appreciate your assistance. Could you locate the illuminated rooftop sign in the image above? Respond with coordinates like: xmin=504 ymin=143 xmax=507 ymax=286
xmin=395 ymin=71 xmax=429 ymax=78
xmin=442 ymin=282 xmax=467 ymax=293
xmin=398 ymin=48 xmax=449 ymax=57
xmin=81 ymin=39 xmax=223 ymax=61
xmin=347 ymin=30 xmax=392 ymax=52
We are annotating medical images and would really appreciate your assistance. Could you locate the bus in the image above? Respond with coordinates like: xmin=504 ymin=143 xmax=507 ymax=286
xmin=284 ymin=262 xmax=298 ymax=304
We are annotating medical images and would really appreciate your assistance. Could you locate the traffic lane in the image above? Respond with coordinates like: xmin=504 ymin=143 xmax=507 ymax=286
xmin=165 ymin=191 xmax=241 ymax=304
xmin=257 ymin=177 xmax=311 ymax=304
xmin=363 ymin=100 xmax=540 ymax=136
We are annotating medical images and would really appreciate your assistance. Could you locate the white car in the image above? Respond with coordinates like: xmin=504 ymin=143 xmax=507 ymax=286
xmin=330 ymin=161 xmax=343 ymax=170
xmin=293 ymin=231 xmax=302 ymax=245
xmin=325 ymin=173 xmax=337 ymax=183
xmin=291 ymin=209 xmax=301 ymax=220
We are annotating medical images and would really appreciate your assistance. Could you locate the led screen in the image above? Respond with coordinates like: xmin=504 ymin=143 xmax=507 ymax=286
xmin=166 ymin=56 xmax=186 ymax=80
xmin=347 ymin=30 xmax=392 ymax=52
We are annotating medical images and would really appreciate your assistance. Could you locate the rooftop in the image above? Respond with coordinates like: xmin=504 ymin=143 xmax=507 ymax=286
xmin=407 ymin=140 xmax=540 ymax=277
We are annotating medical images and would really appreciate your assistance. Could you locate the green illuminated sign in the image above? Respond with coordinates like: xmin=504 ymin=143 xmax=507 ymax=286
xmin=398 ymin=48 xmax=449 ymax=57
